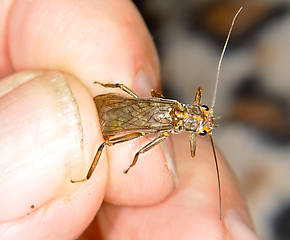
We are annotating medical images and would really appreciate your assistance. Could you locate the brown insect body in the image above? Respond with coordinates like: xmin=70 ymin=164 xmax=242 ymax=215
xmin=69 ymin=82 xmax=215 ymax=180
xmin=95 ymin=93 xmax=176 ymax=135
xmin=94 ymin=93 xmax=214 ymax=137
xmin=71 ymin=7 xmax=243 ymax=221
xmin=70 ymin=82 xmax=214 ymax=184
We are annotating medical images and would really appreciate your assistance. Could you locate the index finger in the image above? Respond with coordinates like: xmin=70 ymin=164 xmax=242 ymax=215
xmin=8 ymin=0 xmax=177 ymax=202
xmin=8 ymin=0 xmax=160 ymax=93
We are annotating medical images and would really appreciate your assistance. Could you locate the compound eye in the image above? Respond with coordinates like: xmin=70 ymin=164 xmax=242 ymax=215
xmin=201 ymin=105 xmax=209 ymax=111
xmin=199 ymin=130 xmax=207 ymax=136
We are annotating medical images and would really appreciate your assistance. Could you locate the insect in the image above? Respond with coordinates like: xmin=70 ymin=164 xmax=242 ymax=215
xmin=72 ymin=7 xmax=243 ymax=219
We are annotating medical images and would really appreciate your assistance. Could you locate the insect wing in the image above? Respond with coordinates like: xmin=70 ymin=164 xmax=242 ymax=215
xmin=94 ymin=93 xmax=174 ymax=136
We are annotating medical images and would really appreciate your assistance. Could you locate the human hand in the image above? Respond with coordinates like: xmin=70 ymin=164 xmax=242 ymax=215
xmin=0 ymin=0 xmax=256 ymax=239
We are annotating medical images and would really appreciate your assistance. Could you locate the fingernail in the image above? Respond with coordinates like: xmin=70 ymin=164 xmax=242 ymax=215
xmin=225 ymin=210 xmax=258 ymax=240
xmin=160 ymin=136 xmax=178 ymax=187
xmin=134 ymin=70 xmax=155 ymax=97
xmin=0 ymin=71 xmax=43 ymax=97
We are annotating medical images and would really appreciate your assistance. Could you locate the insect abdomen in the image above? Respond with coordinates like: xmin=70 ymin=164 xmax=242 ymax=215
xmin=94 ymin=93 xmax=174 ymax=136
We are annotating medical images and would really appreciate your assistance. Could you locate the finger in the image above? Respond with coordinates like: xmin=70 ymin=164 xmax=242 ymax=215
xmin=6 ymin=0 xmax=175 ymax=205
xmin=93 ymin=134 xmax=257 ymax=239
xmin=7 ymin=0 xmax=160 ymax=93
xmin=0 ymin=71 xmax=107 ymax=239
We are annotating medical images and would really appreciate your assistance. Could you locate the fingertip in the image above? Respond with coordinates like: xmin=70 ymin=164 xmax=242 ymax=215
xmin=104 ymin=135 xmax=176 ymax=206
xmin=0 ymin=176 xmax=105 ymax=239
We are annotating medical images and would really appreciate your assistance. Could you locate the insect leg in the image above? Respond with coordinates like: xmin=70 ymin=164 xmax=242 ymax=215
xmin=108 ymin=132 xmax=146 ymax=144
xmin=94 ymin=81 xmax=138 ymax=98
xmin=71 ymin=142 xmax=107 ymax=183
xmin=150 ymin=89 xmax=165 ymax=98
xmin=71 ymin=132 xmax=146 ymax=183
xmin=193 ymin=86 xmax=202 ymax=105
xmin=190 ymin=133 xmax=196 ymax=158
xmin=124 ymin=132 xmax=169 ymax=174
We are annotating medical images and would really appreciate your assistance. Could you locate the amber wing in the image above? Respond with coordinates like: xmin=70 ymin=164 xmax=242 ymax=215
xmin=94 ymin=93 xmax=175 ymax=136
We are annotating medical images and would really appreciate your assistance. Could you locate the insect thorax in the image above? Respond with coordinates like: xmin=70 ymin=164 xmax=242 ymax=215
xmin=170 ymin=103 xmax=214 ymax=134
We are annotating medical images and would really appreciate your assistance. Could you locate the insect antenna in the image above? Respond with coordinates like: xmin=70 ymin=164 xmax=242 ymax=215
xmin=210 ymin=7 xmax=243 ymax=110
xmin=209 ymin=7 xmax=243 ymax=220
xmin=209 ymin=132 xmax=222 ymax=219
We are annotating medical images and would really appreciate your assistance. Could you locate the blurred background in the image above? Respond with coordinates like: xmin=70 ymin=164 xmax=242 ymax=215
xmin=132 ymin=1 xmax=290 ymax=240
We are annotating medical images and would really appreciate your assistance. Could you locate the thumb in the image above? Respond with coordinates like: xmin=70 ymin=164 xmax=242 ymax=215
xmin=0 ymin=71 xmax=107 ymax=238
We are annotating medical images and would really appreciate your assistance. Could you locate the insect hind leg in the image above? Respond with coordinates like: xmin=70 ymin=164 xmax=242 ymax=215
xmin=124 ymin=132 xmax=169 ymax=174
xmin=71 ymin=142 xmax=107 ymax=183
xmin=94 ymin=81 xmax=138 ymax=98
xmin=71 ymin=132 xmax=146 ymax=183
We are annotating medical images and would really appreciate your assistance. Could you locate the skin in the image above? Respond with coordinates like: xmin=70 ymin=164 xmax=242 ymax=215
xmin=0 ymin=0 xmax=256 ymax=239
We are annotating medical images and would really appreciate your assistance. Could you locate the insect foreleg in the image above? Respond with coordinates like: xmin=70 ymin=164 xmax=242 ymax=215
xmin=190 ymin=133 xmax=196 ymax=158
xmin=124 ymin=132 xmax=170 ymax=174
xmin=71 ymin=132 xmax=146 ymax=183
xmin=193 ymin=86 xmax=202 ymax=105
xmin=94 ymin=81 xmax=138 ymax=98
